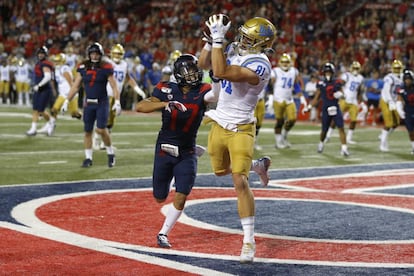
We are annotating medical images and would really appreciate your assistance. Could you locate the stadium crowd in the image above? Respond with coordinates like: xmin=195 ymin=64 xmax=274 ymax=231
xmin=0 ymin=0 xmax=414 ymax=114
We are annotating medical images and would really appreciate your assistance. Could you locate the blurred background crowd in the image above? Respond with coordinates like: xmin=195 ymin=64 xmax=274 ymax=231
xmin=0 ymin=0 xmax=413 ymax=113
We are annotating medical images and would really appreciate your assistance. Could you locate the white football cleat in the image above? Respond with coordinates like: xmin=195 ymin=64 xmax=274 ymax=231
xmin=252 ymin=156 xmax=271 ymax=186
xmin=240 ymin=243 xmax=256 ymax=263
xmin=26 ymin=129 xmax=36 ymax=136
xmin=380 ymin=145 xmax=389 ymax=152
xmin=317 ymin=142 xmax=324 ymax=153
xmin=37 ymin=123 xmax=49 ymax=134
xmin=47 ymin=122 xmax=55 ymax=136
xmin=340 ymin=149 xmax=350 ymax=156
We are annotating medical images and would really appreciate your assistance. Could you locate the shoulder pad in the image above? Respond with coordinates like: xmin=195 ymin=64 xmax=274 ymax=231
xmin=156 ymin=81 xmax=172 ymax=93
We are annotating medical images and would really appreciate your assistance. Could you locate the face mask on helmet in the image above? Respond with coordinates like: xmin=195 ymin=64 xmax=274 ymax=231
xmin=110 ymin=44 xmax=125 ymax=63
xmin=87 ymin=42 xmax=104 ymax=63
xmin=52 ymin=53 xmax=66 ymax=66
xmin=279 ymin=54 xmax=291 ymax=71
xmin=391 ymin=59 xmax=403 ymax=78
xmin=350 ymin=61 xmax=361 ymax=76
xmin=37 ymin=46 xmax=48 ymax=61
xmin=173 ymin=54 xmax=203 ymax=87
xmin=236 ymin=17 xmax=277 ymax=56
xmin=322 ymin=63 xmax=335 ymax=81
xmin=403 ymin=70 xmax=414 ymax=84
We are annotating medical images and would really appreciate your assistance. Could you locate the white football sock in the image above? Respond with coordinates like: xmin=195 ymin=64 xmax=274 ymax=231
xmin=241 ymin=216 xmax=255 ymax=244
xmin=159 ymin=205 xmax=182 ymax=236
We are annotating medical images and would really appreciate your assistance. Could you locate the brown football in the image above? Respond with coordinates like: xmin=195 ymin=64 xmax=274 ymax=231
xmin=203 ymin=14 xmax=230 ymax=38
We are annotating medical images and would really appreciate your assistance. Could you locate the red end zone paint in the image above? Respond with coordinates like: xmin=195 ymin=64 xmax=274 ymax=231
xmin=0 ymin=227 xmax=195 ymax=275
xmin=34 ymin=178 xmax=414 ymax=264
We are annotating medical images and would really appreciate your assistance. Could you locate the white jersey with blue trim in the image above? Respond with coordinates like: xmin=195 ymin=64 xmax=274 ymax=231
xmin=271 ymin=66 xmax=299 ymax=104
xmin=205 ymin=42 xmax=272 ymax=126
xmin=381 ymin=73 xmax=403 ymax=103
xmin=55 ymin=64 xmax=72 ymax=97
xmin=106 ymin=59 xmax=129 ymax=97
xmin=340 ymin=72 xmax=364 ymax=105
xmin=12 ymin=63 xmax=31 ymax=83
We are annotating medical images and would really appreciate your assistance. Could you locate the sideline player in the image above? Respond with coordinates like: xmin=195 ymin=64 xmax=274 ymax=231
xmin=26 ymin=46 xmax=56 ymax=136
xmin=199 ymin=14 xmax=275 ymax=263
xmin=61 ymin=42 xmax=121 ymax=168
xmin=136 ymin=54 xmax=219 ymax=249
xmin=11 ymin=57 xmax=31 ymax=107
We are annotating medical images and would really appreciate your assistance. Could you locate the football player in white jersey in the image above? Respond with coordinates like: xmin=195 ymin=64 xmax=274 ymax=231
xmin=11 ymin=57 xmax=32 ymax=106
xmin=270 ymin=53 xmax=305 ymax=148
xmin=379 ymin=59 xmax=404 ymax=152
xmin=64 ymin=44 xmax=80 ymax=72
xmin=199 ymin=15 xmax=275 ymax=263
xmin=0 ymin=54 xmax=12 ymax=105
xmin=325 ymin=61 xmax=364 ymax=144
xmin=39 ymin=53 xmax=82 ymax=136
xmin=93 ymin=43 xmax=146 ymax=149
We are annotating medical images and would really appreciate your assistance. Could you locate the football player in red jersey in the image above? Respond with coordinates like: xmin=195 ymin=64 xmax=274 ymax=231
xmin=136 ymin=54 xmax=219 ymax=249
xmin=26 ymin=46 xmax=56 ymax=136
xmin=61 ymin=42 xmax=121 ymax=168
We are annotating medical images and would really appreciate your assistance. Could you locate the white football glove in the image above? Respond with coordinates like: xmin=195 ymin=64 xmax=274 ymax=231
xmin=112 ymin=100 xmax=122 ymax=116
xmin=165 ymin=101 xmax=187 ymax=113
xmin=134 ymin=85 xmax=146 ymax=99
xmin=388 ymin=101 xmax=396 ymax=111
xmin=333 ymin=91 xmax=343 ymax=99
xmin=206 ymin=14 xmax=231 ymax=44
xmin=396 ymin=101 xmax=405 ymax=119
xmin=302 ymin=104 xmax=312 ymax=114
xmin=60 ymin=99 xmax=69 ymax=114
xmin=33 ymin=85 xmax=39 ymax=92
xmin=300 ymin=95 xmax=307 ymax=106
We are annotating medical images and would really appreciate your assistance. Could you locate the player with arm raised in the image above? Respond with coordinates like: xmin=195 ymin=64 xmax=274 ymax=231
xmin=199 ymin=14 xmax=275 ymax=263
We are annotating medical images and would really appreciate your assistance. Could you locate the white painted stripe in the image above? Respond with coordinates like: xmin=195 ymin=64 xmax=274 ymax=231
xmin=39 ymin=161 xmax=68 ymax=165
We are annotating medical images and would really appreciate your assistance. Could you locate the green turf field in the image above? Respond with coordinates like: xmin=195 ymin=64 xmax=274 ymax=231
xmin=0 ymin=106 xmax=412 ymax=186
